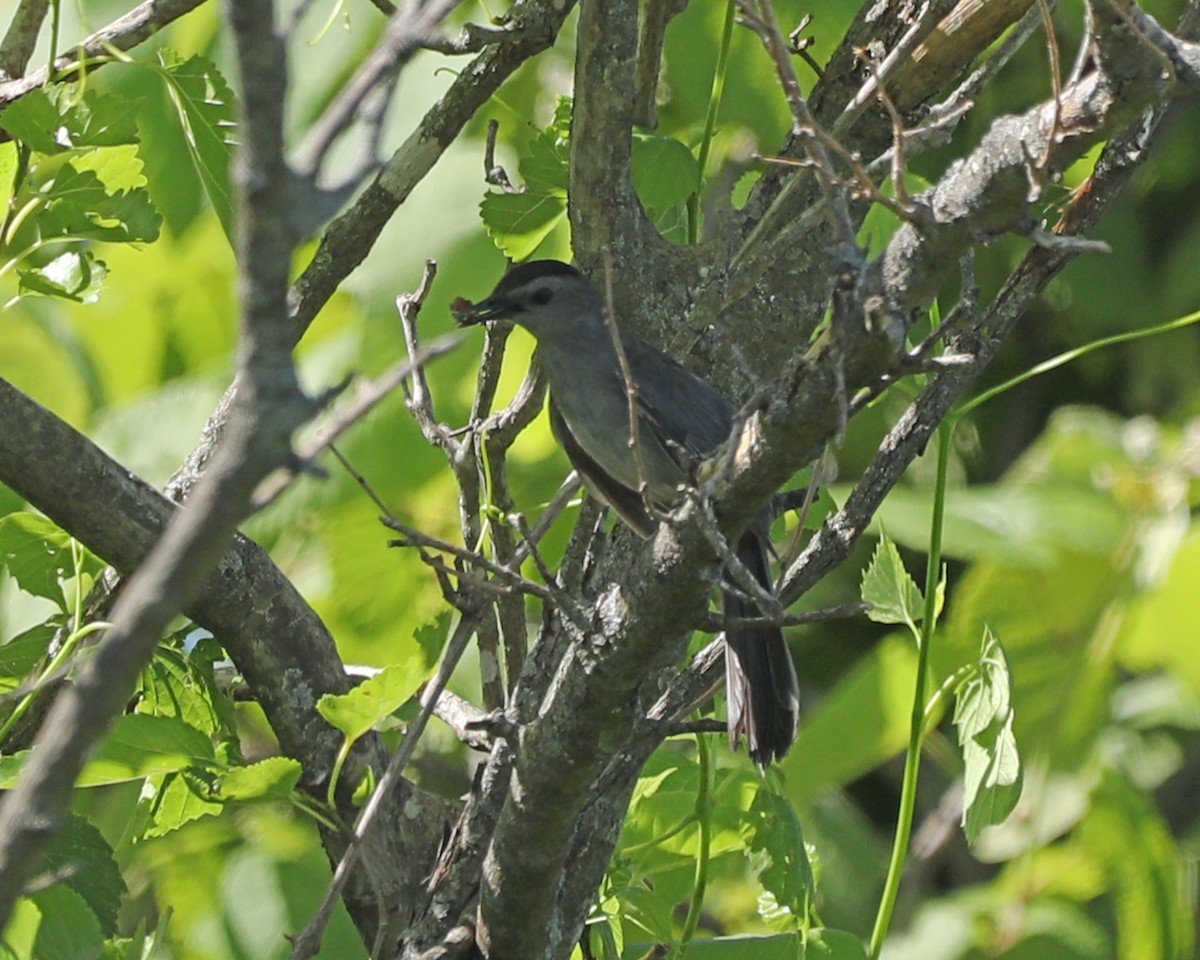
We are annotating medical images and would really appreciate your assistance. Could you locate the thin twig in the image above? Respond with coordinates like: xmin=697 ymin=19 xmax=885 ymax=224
xmin=289 ymin=613 xmax=478 ymax=960
xmin=484 ymin=119 xmax=518 ymax=192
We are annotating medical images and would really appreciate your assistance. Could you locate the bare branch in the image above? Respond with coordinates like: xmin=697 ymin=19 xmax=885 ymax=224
xmin=633 ymin=0 xmax=688 ymax=127
xmin=0 ymin=0 xmax=48 ymax=80
xmin=0 ymin=0 xmax=210 ymax=109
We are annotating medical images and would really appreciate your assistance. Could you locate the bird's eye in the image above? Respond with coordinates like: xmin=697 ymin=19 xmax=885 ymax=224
xmin=531 ymin=286 xmax=554 ymax=306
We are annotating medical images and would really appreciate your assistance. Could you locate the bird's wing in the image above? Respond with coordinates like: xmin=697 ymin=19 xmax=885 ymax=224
xmin=549 ymin=399 xmax=657 ymax=537
xmin=623 ymin=333 xmax=735 ymax=464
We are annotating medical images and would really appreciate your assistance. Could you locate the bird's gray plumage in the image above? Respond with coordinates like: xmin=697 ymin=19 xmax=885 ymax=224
xmin=460 ymin=260 xmax=799 ymax=763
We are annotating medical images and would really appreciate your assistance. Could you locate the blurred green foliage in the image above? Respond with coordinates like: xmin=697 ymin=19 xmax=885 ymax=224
xmin=1 ymin=0 xmax=1198 ymax=958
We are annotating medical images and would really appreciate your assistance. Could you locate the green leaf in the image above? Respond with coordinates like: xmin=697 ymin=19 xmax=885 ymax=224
xmin=631 ymin=130 xmax=701 ymax=209
xmin=961 ymin=718 xmax=1022 ymax=843
xmin=216 ymin=757 xmax=304 ymax=802
xmin=0 ymin=89 xmax=61 ymax=153
xmin=957 ymin=627 xmax=1023 ymax=843
xmin=18 ymin=250 xmax=107 ymax=302
xmin=142 ymin=770 xmax=223 ymax=838
xmin=0 ymin=714 xmax=215 ymax=788
xmin=141 ymin=639 xmax=237 ymax=738
xmin=0 ymin=897 xmax=41 ymax=959
xmin=622 ymin=933 xmax=803 ymax=958
xmin=0 ymin=513 xmax=101 ymax=606
xmin=317 ymin=658 xmax=426 ymax=742
xmin=953 ymin=626 xmax=1012 ymax=742
xmin=480 ymin=189 xmax=568 ymax=262
xmin=154 ymin=51 xmax=237 ymax=241
xmin=741 ymin=785 xmax=813 ymax=918
xmin=805 ymin=929 xmax=872 ymax=960
xmin=41 ymin=814 xmax=126 ymax=937
xmin=0 ymin=624 xmax=54 ymax=694
xmin=32 ymin=163 xmax=160 ymax=243
xmin=28 ymin=885 xmax=103 ymax=960
xmin=861 ymin=535 xmax=923 ymax=629
xmin=0 ymin=86 xmax=140 ymax=154
xmin=519 ymin=129 xmax=570 ymax=193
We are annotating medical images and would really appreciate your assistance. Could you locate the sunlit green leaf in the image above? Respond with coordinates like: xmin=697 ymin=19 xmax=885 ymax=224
xmin=0 ymin=86 xmax=139 ymax=154
xmin=0 ymin=513 xmax=101 ymax=606
xmin=316 ymin=658 xmax=426 ymax=742
xmin=480 ymin=189 xmax=568 ymax=262
xmin=861 ymin=534 xmax=923 ymax=628
xmin=18 ymin=250 xmax=107 ymax=302
xmin=32 ymin=163 xmax=160 ymax=243
xmin=957 ymin=628 xmax=1022 ymax=843
xmin=153 ymin=51 xmax=237 ymax=241
xmin=216 ymin=757 xmax=304 ymax=803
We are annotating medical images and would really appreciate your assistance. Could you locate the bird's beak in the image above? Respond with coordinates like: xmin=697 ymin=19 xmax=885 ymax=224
xmin=451 ymin=295 xmax=510 ymax=327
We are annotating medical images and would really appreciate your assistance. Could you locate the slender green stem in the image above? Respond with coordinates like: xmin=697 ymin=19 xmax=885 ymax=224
xmin=686 ymin=0 xmax=736 ymax=245
xmin=48 ymin=0 xmax=61 ymax=79
xmin=326 ymin=737 xmax=352 ymax=809
xmin=622 ymin=812 xmax=697 ymax=856
xmin=868 ymin=418 xmax=952 ymax=958
xmin=958 ymin=308 xmax=1200 ymax=416
xmin=674 ymin=733 xmax=714 ymax=956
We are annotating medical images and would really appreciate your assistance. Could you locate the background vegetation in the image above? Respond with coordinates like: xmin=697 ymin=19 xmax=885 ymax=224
xmin=0 ymin=0 xmax=1197 ymax=958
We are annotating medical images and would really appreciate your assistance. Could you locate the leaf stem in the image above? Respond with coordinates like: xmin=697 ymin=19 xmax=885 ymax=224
xmin=686 ymin=0 xmax=736 ymax=245
xmin=868 ymin=418 xmax=951 ymax=957
xmin=958 ymin=308 xmax=1200 ymax=416
xmin=674 ymin=733 xmax=714 ymax=956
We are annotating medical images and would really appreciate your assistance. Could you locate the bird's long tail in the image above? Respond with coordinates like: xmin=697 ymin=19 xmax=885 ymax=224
xmin=724 ymin=529 xmax=800 ymax=765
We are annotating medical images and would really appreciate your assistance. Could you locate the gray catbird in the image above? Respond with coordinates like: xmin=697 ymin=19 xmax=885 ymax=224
xmin=457 ymin=259 xmax=799 ymax=763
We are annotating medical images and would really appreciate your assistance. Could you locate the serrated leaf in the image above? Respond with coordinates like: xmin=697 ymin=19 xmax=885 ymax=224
xmin=0 ymin=86 xmax=140 ymax=154
xmin=953 ymin=626 xmax=1011 ymax=743
xmin=142 ymin=770 xmax=223 ymax=838
xmin=29 ymin=885 xmax=103 ymax=960
xmin=18 ymin=250 xmax=107 ymax=302
xmin=317 ymin=658 xmax=426 ymax=742
xmin=41 ymin=814 xmax=127 ymax=936
xmin=741 ymin=785 xmax=812 ymax=917
xmin=155 ymin=51 xmax=237 ymax=241
xmin=631 ymin=130 xmax=701 ymax=209
xmin=861 ymin=535 xmax=923 ymax=628
xmin=961 ymin=716 xmax=1022 ymax=843
xmin=519 ymin=132 xmax=569 ymax=193
xmin=72 ymin=144 xmax=147 ymax=193
xmin=141 ymin=640 xmax=237 ymax=738
xmin=480 ymin=189 xmax=567 ymax=261
xmin=216 ymin=757 xmax=303 ymax=802
xmin=34 ymin=163 xmax=160 ymax=243
xmin=0 ymin=89 xmax=61 ymax=153
xmin=0 ymin=513 xmax=101 ymax=606
xmin=957 ymin=626 xmax=1023 ymax=842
